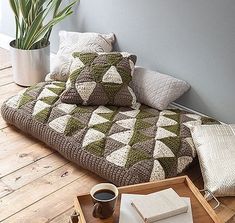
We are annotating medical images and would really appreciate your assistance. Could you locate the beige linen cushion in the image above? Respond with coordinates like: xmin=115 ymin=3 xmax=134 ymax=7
xmin=132 ymin=67 xmax=190 ymax=110
xmin=191 ymin=124 xmax=235 ymax=198
xmin=45 ymin=31 xmax=115 ymax=82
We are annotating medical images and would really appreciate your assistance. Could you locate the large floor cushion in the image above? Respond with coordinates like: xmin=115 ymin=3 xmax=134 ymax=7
xmin=1 ymin=81 xmax=214 ymax=186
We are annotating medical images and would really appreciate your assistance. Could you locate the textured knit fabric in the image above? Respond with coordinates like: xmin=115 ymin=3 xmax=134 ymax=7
xmin=46 ymin=31 xmax=115 ymax=82
xmin=61 ymin=52 xmax=137 ymax=107
xmin=191 ymin=124 xmax=235 ymax=198
xmin=132 ymin=67 xmax=190 ymax=110
xmin=1 ymin=81 xmax=218 ymax=186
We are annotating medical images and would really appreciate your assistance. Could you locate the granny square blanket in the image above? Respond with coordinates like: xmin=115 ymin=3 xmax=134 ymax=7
xmin=1 ymin=81 xmax=216 ymax=186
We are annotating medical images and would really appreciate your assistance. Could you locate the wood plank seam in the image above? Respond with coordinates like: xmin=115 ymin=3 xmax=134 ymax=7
xmin=47 ymin=206 xmax=75 ymax=222
xmin=1 ymin=173 xmax=88 ymax=222
xmin=0 ymin=66 xmax=12 ymax=71
xmin=0 ymin=161 xmax=70 ymax=199
xmin=0 ymin=81 xmax=15 ymax=88
xmin=0 ymin=145 xmax=55 ymax=177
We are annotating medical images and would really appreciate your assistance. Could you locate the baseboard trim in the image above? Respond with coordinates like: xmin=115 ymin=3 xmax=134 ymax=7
xmin=171 ymin=102 xmax=207 ymax=116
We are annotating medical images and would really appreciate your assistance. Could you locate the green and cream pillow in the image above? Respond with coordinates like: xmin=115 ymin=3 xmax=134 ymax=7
xmin=45 ymin=31 xmax=115 ymax=82
xmin=61 ymin=52 xmax=137 ymax=107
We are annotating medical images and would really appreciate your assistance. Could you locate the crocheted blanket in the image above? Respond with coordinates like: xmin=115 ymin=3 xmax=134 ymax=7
xmin=1 ymin=81 xmax=216 ymax=186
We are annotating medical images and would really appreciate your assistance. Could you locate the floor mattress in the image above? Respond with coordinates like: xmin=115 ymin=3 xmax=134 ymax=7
xmin=1 ymin=81 xmax=217 ymax=186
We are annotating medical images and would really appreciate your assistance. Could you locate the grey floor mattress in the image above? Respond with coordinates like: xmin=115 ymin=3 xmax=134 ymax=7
xmin=1 ymin=81 xmax=217 ymax=186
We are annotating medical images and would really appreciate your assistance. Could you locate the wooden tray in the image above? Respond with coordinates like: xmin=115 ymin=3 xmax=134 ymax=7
xmin=74 ymin=176 xmax=222 ymax=223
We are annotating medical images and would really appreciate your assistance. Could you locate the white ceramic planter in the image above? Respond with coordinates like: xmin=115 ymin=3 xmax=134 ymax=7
xmin=10 ymin=40 xmax=50 ymax=86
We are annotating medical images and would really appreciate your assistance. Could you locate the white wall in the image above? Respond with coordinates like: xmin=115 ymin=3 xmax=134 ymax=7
xmin=0 ymin=1 xmax=15 ymax=38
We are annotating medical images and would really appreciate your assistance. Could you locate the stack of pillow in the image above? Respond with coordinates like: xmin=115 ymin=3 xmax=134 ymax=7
xmin=46 ymin=30 xmax=190 ymax=110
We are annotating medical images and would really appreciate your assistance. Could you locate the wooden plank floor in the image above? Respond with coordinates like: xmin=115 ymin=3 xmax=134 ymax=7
xmin=0 ymin=48 xmax=234 ymax=223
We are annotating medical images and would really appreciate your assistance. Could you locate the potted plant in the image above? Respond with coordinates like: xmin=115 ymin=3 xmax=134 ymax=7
xmin=9 ymin=0 xmax=78 ymax=86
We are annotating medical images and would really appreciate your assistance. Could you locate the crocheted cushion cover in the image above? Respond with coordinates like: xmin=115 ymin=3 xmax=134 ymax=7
xmin=1 ymin=81 xmax=217 ymax=186
xmin=61 ymin=52 xmax=137 ymax=107
xmin=46 ymin=31 xmax=115 ymax=82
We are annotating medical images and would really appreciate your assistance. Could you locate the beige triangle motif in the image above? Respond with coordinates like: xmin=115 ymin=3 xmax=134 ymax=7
xmin=106 ymin=145 xmax=131 ymax=167
xmin=183 ymin=120 xmax=201 ymax=129
xmin=33 ymin=100 xmax=50 ymax=116
xmin=75 ymin=81 xmax=96 ymax=103
xmin=157 ymin=115 xmax=178 ymax=127
xmin=115 ymin=118 xmax=136 ymax=129
xmin=160 ymin=110 xmax=177 ymax=116
xmin=94 ymin=106 xmax=113 ymax=114
xmin=150 ymin=160 xmax=165 ymax=181
xmin=177 ymin=156 xmax=193 ymax=174
xmin=109 ymin=130 xmax=134 ymax=145
xmin=153 ymin=140 xmax=175 ymax=158
xmin=120 ymin=109 xmax=140 ymax=118
xmin=82 ymin=128 xmax=105 ymax=147
xmin=49 ymin=115 xmax=71 ymax=134
xmin=88 ymin=113 xmax=110 ymax=127
xmin=155 ymin=127 xmax=177 ymax=139
xmin=102 ymin=66 xmax=123 ymax=84
xmin=38 ymin=88 xmax=57 ymax=100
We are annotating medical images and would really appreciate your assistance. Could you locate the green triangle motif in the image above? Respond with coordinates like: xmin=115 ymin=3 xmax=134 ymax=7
xmin=73 ymin=52 xmax=97 ymax=65
xmin=98 ymin=112 xmax=116 ymax=121
xmin=201 ymin=116 xmax=220 ymax=125
xmin=85 ymin=138 xmax=105 ymax=157
xmin=53 ymin=82 xmax=66 ymax=87
xmin=64 ymin=117 xmax=85 ymax=136
xmin=139 ymin=104 xmax=150 ymax=110
xmin=116 ymin=67 xmax=132 ymax=83
xmin=106 ymin=54 xmax=122 ymax=65
xmin=26 ymin=85 xmax=42 ymax=98
xmin=26 ymin=85 xmax=40 ymax=93
xmin=162 ymin=124 xmax=180 ymax=135
xmin=159 ymin=137 xmax=181 ymax=156
xmin=41 ymin=96 xmax=58 ymax=105
xmin=135 ymin=119 xmax=153 ymax=130
xmin=18 ymin=94 xmax=34 ymax=108
xmin=164 ymin=114 xmax=180 ymax=123
xmin=47 ymin=87 xmax=64 ymax=95
xmin=71 ymin=106 xmax=92 ymax=114
xmin=69 ymin=67 xmax=84 ymax=84
xmin=125 ymin=147 xmax=150 ymax=168
xmin=137 ymin=111 xmax=156 ymax=119
xmin=71 ymin=107 xmax=91 ymax=115
xmin=34 ymin=107 xmax=51 ymax=123
xmin=92 ymin=64 xmax=110 ymax=82
xmin=102 ymin=84 xmax=122 ymax=102
xmin=129 ymin=130 xmax=153 ymax=146
xmin=157 ymin=157 xmax=176 ymax=177
xmin=92 ymin=122 xmax=112 ymax=134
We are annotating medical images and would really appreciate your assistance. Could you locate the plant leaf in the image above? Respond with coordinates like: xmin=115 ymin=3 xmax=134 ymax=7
xmin=23 ymin=9 xmax=46 ymax=49
xmin=11 ymin=0 xmax=79 ymax=49
xmin=9 ymin=0 xmax=19 ymax=18
xmin=19 ymin=0 xmax=28 ymax=23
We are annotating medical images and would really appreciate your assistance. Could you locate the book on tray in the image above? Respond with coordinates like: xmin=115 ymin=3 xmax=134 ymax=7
xmin=119 ymin=188 xmax=193 ymax=223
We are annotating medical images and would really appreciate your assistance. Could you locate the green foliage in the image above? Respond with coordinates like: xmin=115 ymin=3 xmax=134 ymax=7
xmin=9 ymin=0 xmax=78 ymax=50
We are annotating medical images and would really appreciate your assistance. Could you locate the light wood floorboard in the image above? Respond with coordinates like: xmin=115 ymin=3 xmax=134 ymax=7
xmin=0 ymin=48 xmax=234 ymax=223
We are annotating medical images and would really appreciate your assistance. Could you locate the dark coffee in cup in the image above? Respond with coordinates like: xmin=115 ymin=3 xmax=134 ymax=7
xmin=90 ymin=183 xmax=118 ymax=219
xmin=93 ymin=189 xmax=116 ymax=200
